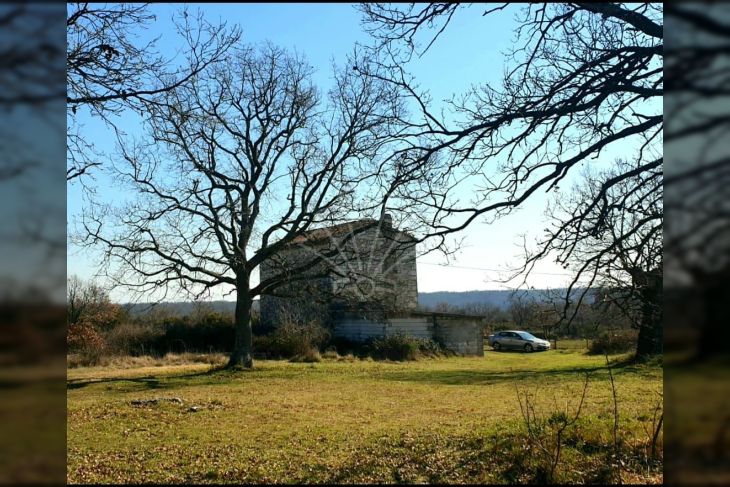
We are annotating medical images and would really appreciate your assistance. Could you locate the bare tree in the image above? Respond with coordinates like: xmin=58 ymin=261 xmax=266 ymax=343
xmin=66 ymin=3 xmax=240 ymax=181
xmin=526 ymin=159 xmax=662 ymax=357
xmin=358 ymin=3 xmax=663 ymax=349
xmin=508 ymin=292 xmax=539 ymax=331
xmin=78 ymin=43 xmax=411 ymax=368
xmin=67 ymin=275 xmax=123 ymax=331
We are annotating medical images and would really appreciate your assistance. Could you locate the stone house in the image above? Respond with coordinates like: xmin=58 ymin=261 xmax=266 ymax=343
xmin=260 ymin=215 xmax=485 ymax=355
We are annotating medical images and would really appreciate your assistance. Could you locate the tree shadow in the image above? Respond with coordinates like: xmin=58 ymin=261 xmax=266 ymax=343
xmin=66 ymin=365 xmax=234 ymax=391
xmin=379 ymin=359 xmax=640 ymax=387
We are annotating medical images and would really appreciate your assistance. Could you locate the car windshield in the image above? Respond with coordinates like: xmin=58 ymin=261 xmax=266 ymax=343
xmin=518 ymin=332 xmax=538 ymax=340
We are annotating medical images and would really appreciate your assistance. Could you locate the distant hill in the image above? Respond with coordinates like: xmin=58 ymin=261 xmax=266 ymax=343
xmin=122 ymin=289 xmax=587 ymax=316
xmin=122 ymin=300 xmax=257 ymax=317
xmin=418 ymin=288 xmax=589 ymax=311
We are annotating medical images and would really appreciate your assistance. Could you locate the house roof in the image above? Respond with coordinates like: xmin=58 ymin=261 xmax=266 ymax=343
xmin=289 ymin=219 xmax=377 ymax=245
xmin=288 ymin=218 xmax=413 ymax=246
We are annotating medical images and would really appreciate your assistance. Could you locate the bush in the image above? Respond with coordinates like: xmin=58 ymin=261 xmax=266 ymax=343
xmin=255 ymin=321 xmax=330 ymax=360
xmin=417 ymin=337 xmax=444 ymax=358
xmin=329 ymin=336 xmax=363 ymax=357
xmin=588 ymin=330 xmax=637 ymax=355
xmin=104 ymin=321 xmax=162 ymax=356
xmin=67 ymin=322 xmax=107 ymax=366
xmin=103 ymin=312 xmax=235 ymax=357
xmin=157 ymin=313 xmax=235 ymax=354
xmin=365 ymin=334 xmax=441 ymax=361
xmin=290 ymin=348 xmax=322 ymax=363
xmin=321 ymin=348 xmax=340 ymax=360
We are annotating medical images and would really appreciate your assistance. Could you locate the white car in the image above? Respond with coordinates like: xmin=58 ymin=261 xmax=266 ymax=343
xmin=488 ymin=330 xmax=551 ymax=352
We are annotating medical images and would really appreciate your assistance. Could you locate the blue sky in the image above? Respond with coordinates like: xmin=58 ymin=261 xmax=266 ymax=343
xmin=67 ymin=3 xmax=641 ymax=301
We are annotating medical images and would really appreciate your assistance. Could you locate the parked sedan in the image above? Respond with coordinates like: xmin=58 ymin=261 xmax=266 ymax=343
xmin=487 ymin=330 xmax=551 ymax=352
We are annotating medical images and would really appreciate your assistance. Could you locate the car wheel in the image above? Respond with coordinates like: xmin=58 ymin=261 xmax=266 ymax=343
xmin=493 ymin=342 xmax=501 ymax=351
xmin=524 ymin=344 xmax=533 ymax=352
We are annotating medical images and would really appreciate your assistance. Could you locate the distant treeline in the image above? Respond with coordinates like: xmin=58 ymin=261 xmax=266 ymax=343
xmin=118 ymin=288 xmax=591 ymax=317
xmin=417 ymin=288 xmax=592 ymax=311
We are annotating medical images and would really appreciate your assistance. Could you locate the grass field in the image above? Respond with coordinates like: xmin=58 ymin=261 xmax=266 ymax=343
xmin=67 ymin=346 xmax=663 ymax=484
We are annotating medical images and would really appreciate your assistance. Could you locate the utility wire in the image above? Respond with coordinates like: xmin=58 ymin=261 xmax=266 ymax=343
xmin=418 ymin=261 xmax=576 ymax=277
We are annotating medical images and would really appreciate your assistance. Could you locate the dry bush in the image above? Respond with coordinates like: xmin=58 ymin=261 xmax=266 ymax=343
xmin=261 ymin=321 xmax=330 ymax=359
xmin=290 ymin=348 xmax=322 ymax=363
xmin=588 ymin=330 xmax=638 ymax=355
xmin=321 ymin=348 xmax=340 ymax=360
xmin=103 ymin=321 xmax=162 ymax=356
xmin=514 ymin=374 xmax=590 ymax=483
xmin=365 ymin=334 xmax=442 ymax=361
xmin=67 ymin=352 xmax=110 ymax=368
xmin=101 ymin=312 xmax=235 ymax=357
xmin=67 ymin=322 xmax=107 ymax=366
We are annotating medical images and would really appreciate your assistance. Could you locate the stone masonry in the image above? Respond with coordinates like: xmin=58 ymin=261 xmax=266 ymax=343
xmin=260 ymin=215 xmax=418 ymax=328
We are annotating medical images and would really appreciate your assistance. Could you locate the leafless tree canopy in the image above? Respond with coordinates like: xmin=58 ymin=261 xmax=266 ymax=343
xmin=534 ymin=160 xmax=662 ymax=355
xmin=357 ymin=3 xmax=663 ymax=353
xmin=66 ymin=3 xmax=240 ymax=180
xmin=78 ymin=43 xmax=414 ymax=367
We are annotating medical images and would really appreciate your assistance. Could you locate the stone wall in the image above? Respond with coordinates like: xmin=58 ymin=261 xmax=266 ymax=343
xmin=260 ymin=220 xmax=418 ymax=327
xmin=432 ymin=315 xmax=485 ymax=356
xmin=259 ymin=246 xmax=333 ymax=327
xmin=332 ymin=311 xmax=485 ymax=356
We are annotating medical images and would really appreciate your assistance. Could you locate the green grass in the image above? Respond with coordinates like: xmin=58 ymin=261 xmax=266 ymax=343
xmin=67 ymin=348 xmax=663 ymax=484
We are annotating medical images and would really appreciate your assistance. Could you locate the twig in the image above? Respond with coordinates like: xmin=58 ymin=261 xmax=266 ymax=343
xmin=605 ymin=353 xmax=622 ymax=484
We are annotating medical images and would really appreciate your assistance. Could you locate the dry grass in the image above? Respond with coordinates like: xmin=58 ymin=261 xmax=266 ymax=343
xmin=67 ymin=348 xmax=662 ymax=484
xmin=67 ymin=352 xmax=228 ymax=370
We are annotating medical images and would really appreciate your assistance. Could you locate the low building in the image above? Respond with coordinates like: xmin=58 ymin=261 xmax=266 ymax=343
xmin=333 ymin=309 xmax=485 ymax=356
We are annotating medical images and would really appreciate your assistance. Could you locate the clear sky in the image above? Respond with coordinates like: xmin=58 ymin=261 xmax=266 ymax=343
xmin=67 ymin=3 xmax=635 ymax=302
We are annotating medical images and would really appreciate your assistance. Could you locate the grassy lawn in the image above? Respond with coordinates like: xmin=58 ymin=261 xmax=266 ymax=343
xmin=67 ymin=348 xmax=663 ymax=484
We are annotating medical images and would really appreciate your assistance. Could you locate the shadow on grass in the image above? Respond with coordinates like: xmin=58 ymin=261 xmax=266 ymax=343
xmin=66 ymin=354 xmax=653 ymax=391
xmin=66 ymin=364 xmax=240 ymax=392
xmin=379 ymin=358 xmax=643 ymax=387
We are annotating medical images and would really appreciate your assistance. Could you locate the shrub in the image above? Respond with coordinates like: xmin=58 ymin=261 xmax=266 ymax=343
xmin=290 ymin=348 xmax=322 ymax=363
xmin=104 ymin=321 xmax=162 ymax=356
xmin=588 ymin=330 xmax=637 ymax=355
xmin=103 ymin=312 xmax=236 ymax=357
xmin=67 ymin=322 xmax=107 ymax=366
xmin=155 ymin=313 xmax=235 ymax=354
xmin=330 ymin=334 xmax=443 ymax=361
xmin=417 ymin=337 xmax=444 ymax=357
xmin=365 ymin=334 xmax=440 ymax=361
xmin=329 ymin=336 xmax=362 ymax=357
xmin=257 ymin=321 xmax=330 ymax=359
xmin=321 ymin=348 xmax=340 ymax=360
xmin=252 ymin=334 xmax=274 ymax=359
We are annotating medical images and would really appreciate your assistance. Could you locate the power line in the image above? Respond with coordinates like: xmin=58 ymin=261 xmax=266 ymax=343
xmin=418 ymin=261 xmax=576 ymax=277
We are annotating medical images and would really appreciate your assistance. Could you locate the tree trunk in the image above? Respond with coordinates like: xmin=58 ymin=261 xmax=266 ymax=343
xmin=636 ymin=315 xmax=662 ymax=358
xmin=228 ymin=277 xmax=253 ymax=368
xmin=635 ymin=270 xmax=663 ymax=359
